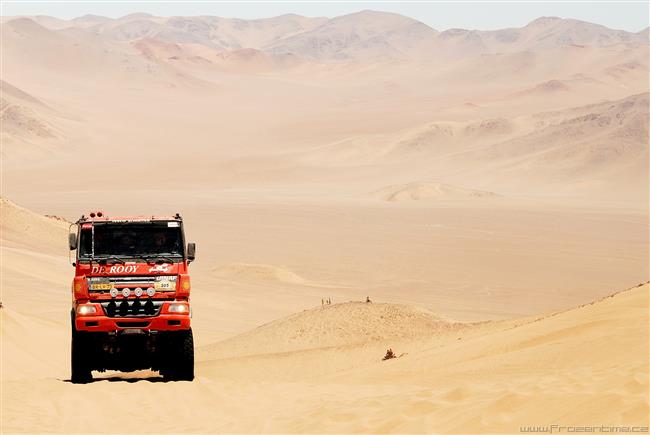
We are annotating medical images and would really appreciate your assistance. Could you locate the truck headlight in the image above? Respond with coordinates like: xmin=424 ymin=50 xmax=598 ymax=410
xmin=77 ymin=305 xmax=97 ymax=315
xmin=168 ymin=303 xmax=189 ymax=313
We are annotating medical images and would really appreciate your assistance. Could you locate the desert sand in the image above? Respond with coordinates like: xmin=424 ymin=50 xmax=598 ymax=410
xmin=1 ymin=10 xmax=648 ymax=434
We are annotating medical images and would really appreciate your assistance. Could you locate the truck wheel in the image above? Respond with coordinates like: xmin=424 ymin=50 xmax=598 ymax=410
xmin=162 ymin=329 xmax=194 ymax=381
xmin=71 ymin=331 xmax=93 ymax=384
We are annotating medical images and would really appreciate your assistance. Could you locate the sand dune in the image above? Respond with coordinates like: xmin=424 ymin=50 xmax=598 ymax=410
xmin=394 ymin=118 xmax=518 ymax=155
xmin=2 ymin=201 xmax=646 ymax=432
xmin=298 ymin=92 xmax=648 ymax=199
xmin=1 ymin=100 xmax=56 ymax=142
xmin=457 ymin=92 xmax=649 ymax=193
xmin=1 ymin=82 xmax=59 ymax=146
xmin=1 ymin=187 xmax=648 ymax=433
xmin=201 ymin=301 xmax=459 ymax=359
xmin=1 ymin=80 xmax=47 ymax=107
xmin=1 ymin=17 xmax=212 ymax=91
xmin=514 ymin=78 xmax=572 ymax=96
xmin=372 ymin=182 xmax=500 ymax=202
xmin=298 ymin=116 xmax=520 ymax=167
xmin=132 ymin=38 xmax=297 ymax=72
xmin=0 ymin=197 xmax=69 ymax=250
xmin=213 ymin=263 xmax=309 ymax=285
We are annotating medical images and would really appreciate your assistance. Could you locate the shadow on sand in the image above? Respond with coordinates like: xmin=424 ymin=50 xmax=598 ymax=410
xmin=62 ymin=374 xmax=172 ymax=384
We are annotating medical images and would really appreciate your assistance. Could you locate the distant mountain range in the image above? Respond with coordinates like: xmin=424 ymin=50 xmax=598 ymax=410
xmin=3 ymin=10 xmax=649 ymax=62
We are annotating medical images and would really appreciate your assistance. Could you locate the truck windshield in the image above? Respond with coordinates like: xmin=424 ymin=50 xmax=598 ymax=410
xmin=78 ymin=222 xmax=183 ymax=260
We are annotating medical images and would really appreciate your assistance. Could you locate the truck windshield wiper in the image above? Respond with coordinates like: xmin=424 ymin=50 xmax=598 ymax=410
xmin=97 ymin=257 xmax=125 ymax=265
xmin=143 ymin=255 xmax=177 ymax=264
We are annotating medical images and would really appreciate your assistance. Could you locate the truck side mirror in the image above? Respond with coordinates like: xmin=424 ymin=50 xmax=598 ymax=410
xmin=69 ymin=233 xmax=77 ymax=251
xmin=187 ymin=242 xmax=196 ymax=262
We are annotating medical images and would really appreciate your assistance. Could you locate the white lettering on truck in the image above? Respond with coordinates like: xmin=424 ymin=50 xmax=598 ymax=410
xmin=90 ymin=265 xmax=138 ymax=274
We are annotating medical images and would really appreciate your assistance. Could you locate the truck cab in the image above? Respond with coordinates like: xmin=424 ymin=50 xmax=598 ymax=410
xmin=69 ymin=211 xmax=196 ymax=383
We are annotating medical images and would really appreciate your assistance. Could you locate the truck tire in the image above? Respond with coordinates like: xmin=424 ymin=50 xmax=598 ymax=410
xmin=162 ymin=329 xmax=194 ymax=381
xmin=71 ymin=330 xmax=93 ymax=384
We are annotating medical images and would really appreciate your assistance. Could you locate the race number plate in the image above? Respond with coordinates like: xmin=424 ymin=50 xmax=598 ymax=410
xmin=154 ymin=280 xmax=175 ymax=291
xmin=90 ymin=282 xmax=113 ymax=291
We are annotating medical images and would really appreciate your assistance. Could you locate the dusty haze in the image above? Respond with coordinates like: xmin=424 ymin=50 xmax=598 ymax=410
xmin=1 ymin=9 xmax=649 ymax=434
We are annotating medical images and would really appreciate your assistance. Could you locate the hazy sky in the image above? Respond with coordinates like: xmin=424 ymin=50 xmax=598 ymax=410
xmin=1 ymin=1 xmax=648 ymax=32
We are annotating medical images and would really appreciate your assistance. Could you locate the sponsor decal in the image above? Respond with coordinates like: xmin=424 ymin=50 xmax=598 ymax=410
xmin=91 ymin=264 xmax=138 ymax=274
xmin=149 ymin=264 xmax=170 ymax=273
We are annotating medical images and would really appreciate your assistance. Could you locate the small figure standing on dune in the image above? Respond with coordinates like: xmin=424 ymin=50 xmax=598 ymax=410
xmin=383 ymin=348 xmax=396 ymax=360
xmin=366 ymin=296 xmax=372 ymax=303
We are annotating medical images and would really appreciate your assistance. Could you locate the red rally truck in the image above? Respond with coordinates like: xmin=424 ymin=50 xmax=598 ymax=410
xmin=68 ymin=211 xmax=196 ymax=383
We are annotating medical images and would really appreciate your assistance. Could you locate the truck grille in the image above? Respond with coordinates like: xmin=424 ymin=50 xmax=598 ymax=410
xmin=100 ymin=300 xmax=164 ymax=317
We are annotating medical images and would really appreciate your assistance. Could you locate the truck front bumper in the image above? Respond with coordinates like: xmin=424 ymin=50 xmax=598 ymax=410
xmin=75 ymin=314 xmax=191 ymax=332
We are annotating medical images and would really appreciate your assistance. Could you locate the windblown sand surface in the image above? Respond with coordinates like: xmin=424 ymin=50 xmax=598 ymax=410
xmin=1 ymin=10 xmax=649 ymax=434
xmin=1 ymin=201 xmax=648 ymax=433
